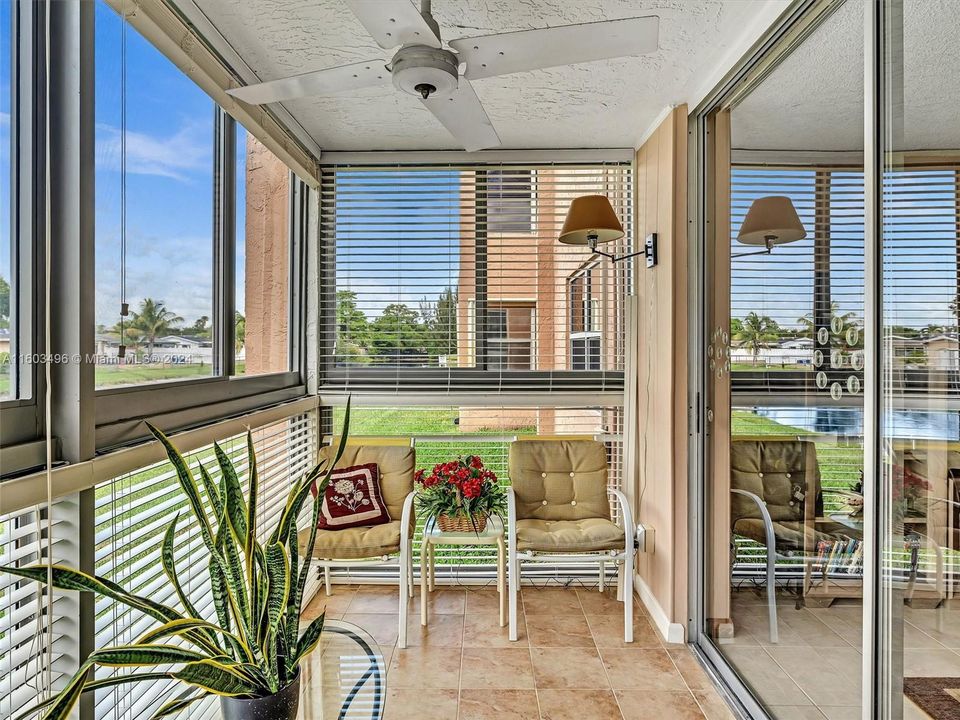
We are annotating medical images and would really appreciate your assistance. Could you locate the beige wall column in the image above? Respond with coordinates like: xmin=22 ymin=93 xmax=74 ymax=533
xmin=244 ymin=135 xmax=290 ymax=375
xmin=632 ymin=105 xmax=689 ymax=640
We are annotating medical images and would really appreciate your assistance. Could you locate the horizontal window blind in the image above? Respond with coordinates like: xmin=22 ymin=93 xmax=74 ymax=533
xmin=882 ymin=166 xmax=960 ymax=396
xmin=328 ymin=405 xmax=623 ymax=580
xmin=320 ymin=162 xmax=632 ymax=394
xmin=93 ymin=412 xmax=318 ymax=720
xmin=729 ymin=165 xmax=865 ymax=401
xmin=0 ymin=504 xmax=71 ymax=720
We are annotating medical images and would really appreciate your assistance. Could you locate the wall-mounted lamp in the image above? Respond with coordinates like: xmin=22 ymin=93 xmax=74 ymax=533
xmin=732 ymin=195 xmax=806 ymax=258
xmin=559 ymin=194 xmax=657 ymax=267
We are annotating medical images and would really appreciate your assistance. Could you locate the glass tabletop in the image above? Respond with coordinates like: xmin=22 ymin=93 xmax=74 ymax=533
xmin=299 ymin=619 xmax=386 ymax=720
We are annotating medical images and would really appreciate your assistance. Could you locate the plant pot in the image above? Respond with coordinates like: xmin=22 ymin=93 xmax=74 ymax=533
xmin=220 ymin=669 xmax=300 ymax=720
xmin=437 ymin=513 xmax=487 ymax=533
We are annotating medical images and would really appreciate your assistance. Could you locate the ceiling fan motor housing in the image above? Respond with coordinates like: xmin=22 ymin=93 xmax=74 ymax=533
xmin=391 ymin=45 xmax=459 ymax=99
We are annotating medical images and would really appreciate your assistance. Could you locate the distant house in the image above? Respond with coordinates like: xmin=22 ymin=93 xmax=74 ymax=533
xmin=0 ymin=327 xmax=10 ymax=356
xmin=94 ymin=332 xmax=213 ymax=365
xmin=923 ymin=334 xmax=959 ymax=371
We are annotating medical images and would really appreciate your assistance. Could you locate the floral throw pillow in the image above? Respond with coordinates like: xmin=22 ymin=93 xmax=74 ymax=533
xmin=315 ymin=463 xmax=391 ymax=530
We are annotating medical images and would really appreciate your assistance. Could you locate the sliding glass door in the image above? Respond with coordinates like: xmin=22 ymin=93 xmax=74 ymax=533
xmin=876 ymin=1 xmax=960 ymax=717
xmin=694 ymin=1 xmax=960 ymax=717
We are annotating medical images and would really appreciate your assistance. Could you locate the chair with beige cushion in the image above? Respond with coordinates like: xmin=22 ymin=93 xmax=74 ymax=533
xmin=301 ymin=439 xmax=416 ymax=647
xmin=730 ymin=438 xmax=861 ymax=643
xmin=507 ymin=438 xmax=635 ymax=642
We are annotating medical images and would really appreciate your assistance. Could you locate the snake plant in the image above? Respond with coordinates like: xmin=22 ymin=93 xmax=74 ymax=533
xmin=3 ymin=401 xmax=350 ymax=720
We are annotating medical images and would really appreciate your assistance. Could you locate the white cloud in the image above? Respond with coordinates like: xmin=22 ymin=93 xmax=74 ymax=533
xmin=95 ymin=121 xmax=211 ymax=182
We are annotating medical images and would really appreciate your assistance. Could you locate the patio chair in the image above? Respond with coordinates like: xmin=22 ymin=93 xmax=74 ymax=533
xmin=301 ymin=438 xmax=416 ymax=647
xmin=730 ymin=438 xmax=861 ymax=643
xmin=506 ymin=438 xmax=635 ymax=642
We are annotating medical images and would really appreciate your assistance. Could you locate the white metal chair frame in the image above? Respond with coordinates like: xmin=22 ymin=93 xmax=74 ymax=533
xmin=507 ymin=487 xmax=635 ymax=642
xmin=316 ymin=493 xmax=417 ymax=648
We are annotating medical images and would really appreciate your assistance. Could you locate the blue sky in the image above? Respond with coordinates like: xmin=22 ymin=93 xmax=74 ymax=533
xmin=94 ymin=0 xmax=215 ymax=329
xmin=0 ymin=4 xmax=10 ymax=292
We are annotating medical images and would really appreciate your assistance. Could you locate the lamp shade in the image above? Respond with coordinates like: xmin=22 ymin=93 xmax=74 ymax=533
xmin=558 ymin=194 xmax=624 ymax=245
xmin=737 ymin=195 xmax=807 ymax=246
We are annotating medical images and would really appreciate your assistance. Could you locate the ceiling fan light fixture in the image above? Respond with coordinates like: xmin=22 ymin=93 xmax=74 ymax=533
xmin=391 ymin=45 xmax=458 ymax=98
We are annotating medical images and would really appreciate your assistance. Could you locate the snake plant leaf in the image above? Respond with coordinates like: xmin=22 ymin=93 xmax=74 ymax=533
xmin=263 ymin=543 xmax=290 ymax=645
xmin=269 ymin=461 xmax=325 ymax=546
xmin=146 ymin=423 xmax=216 ymax=553
xmin=91 ymin=643 xmax=209 ymax=668
xmin=136 ymin=618 xmax=244 ymax=656
xmin=293 ymin=612 xmax=326 ymax=665
xmin=214 ymin=441 xmax=248 ymax=542
xmin=196 ymin=461 xmax=225 ymax=525
xmin=13 ymin=673 xmax=173 ymax=720
xmin=160 ymin=515 xmax=217 ymax=655
xmin=245 ymin=431 xmax=259 ymax=579
xmin=150 ymin=694 xmax=204 ymax=719
xmin=2 ymin=564 xmax=183 ymax=626
xmin=252 ymin=542 xmax=269 ymax=636
xmin=208 ymin=552 xmax=233 ymax=637
xmin=172 ymin=658 xmax=261 ymax=697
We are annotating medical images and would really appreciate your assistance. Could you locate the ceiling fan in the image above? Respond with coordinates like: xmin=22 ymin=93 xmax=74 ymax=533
xmin=226 ymin=0 xmax=659 ymax=151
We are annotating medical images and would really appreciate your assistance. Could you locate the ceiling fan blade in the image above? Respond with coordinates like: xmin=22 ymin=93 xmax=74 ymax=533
xmin=450 ymin=16 xmax=659 ymax=80
xmin=226 ymin=60 xmax=390 ymax=105
xmin=421 ymin=79 xmax=500 ymax=151
xmin=346 ymin=0 xmax=442 ymax=50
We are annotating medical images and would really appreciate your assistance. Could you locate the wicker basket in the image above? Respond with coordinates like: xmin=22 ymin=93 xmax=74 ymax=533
xmin=436 ymin=513 xmax=488 ymax=533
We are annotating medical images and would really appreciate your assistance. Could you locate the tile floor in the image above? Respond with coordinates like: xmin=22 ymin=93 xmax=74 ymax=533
xmin=724 ymin=589 xmax=960 ymax=719
xmin=301 ymin=582 xmax=736 ymax=720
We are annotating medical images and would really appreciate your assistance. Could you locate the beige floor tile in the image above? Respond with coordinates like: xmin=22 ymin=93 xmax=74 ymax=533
xmin=717 ymin=646 xmax=809 ymax=707
xmin=668 ymin=648 xmax=716 ymax=692
xmin=521 ymin=587 xmax=585 ymax=615
xmin=765 ymin=708 xmax=827 ymax=720
xmin=407 ymin=613 xmax=464 ymax=648
xmin=382 ymin=688 xmax=458 ymax=720
xmin=465 ymin=585 xmax=510 ymax=613
xmin=692 ymin=688 xmax=737 ymax=720
xmin=588 ymin=612 xmax=661 ymax=648
xmin=348 ymin=586 xmax=401 ymax=614
xmin=615 ymin=690 xmax=705 ymax=720
xmin=458 ymin=689 xmax=539 ymax=720
xmin=530 ymin=647 xmax=609 ymax=689
xmin=302 ymin=587 xmax=357 ymax=619
xmin=341 ymin=612 xmax=400 ymax=646
xmin=388 ymin=647 xmax=460 ymax=688
xmin=463 ymin=611 xmax=525 ymax=647
xmin=600 ymin=648 xmax=687 ymax=691
xmin=764 ymin=646 xmax=860 ymax=707
xmin=460 ymin=647 xmax=536 ymax=689
xmin=538 ymin=689 xmax=623 ymax=720
xmin=526 ymin=613 xmax=595 ymax=647
xmin=410 ymin=588 xmax=467 ymax=615
xmin=904 ymin=648 xmax=960 ymax=676
xmin=576 ymin=586 xmax=639 ymax=614
xmin=819 ymin=707 xmax=863 ymax=720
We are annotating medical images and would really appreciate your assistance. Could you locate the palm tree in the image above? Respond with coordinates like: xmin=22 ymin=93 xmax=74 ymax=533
xmin=733 ymin=312 xmax=780 ymax=365
xmin=128 ymin=298 xmax=184 ymax=356
xmin=797 ymin=301 xmax=858 ymax=338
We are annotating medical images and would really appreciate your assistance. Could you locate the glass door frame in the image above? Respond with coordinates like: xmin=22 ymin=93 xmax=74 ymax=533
xmin=686 ymin=0 xmax=890 ymax=717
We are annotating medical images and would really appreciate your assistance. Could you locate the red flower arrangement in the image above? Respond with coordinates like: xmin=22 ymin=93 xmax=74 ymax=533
xmin=415 ymin=455 xmax=506 ymax=532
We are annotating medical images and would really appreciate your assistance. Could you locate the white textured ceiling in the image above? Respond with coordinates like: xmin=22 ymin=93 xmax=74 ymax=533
xmin=732 ymin=0 xmax=960 ymax=153
xmin=189 ymin=0 xmax=777 ymax=151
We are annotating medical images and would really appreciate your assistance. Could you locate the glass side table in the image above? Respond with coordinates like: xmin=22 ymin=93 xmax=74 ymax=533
xmin=420 ymin=516 xmax=507 ymax=628
xmin=299 ymin=619 xmax=386 ymax=720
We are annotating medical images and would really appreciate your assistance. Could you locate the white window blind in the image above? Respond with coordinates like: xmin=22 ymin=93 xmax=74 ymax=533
xmin=93 ymin=412 xmax=318 ymax=720
xmin=319 ymin=162 xmax=632 ymax=394
xmin=882 ymin=166 xmax=959 ymax=393
xmin=328 ymin=404 xmax=623 ymax=580
xmin=730 ymin=165 xmax=865 ymax=400
xmin=0 ymin=504 xmax=71 ymax=720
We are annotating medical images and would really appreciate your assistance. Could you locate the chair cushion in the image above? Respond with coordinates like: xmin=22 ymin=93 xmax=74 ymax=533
xmin=316 ymin=463 xmax=391 ymax=530
xmin=733 ymin=518 xmax=861 ymax=555
xmin=515 ymin=518 xmax=624 ymax=552
xmin=320 ymin=444 xmax=414 ymax=522
xmin=300 ymin=521 xmax=402 ymax=560
xmin=509 ymin=440 xmax=610 ymax=521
